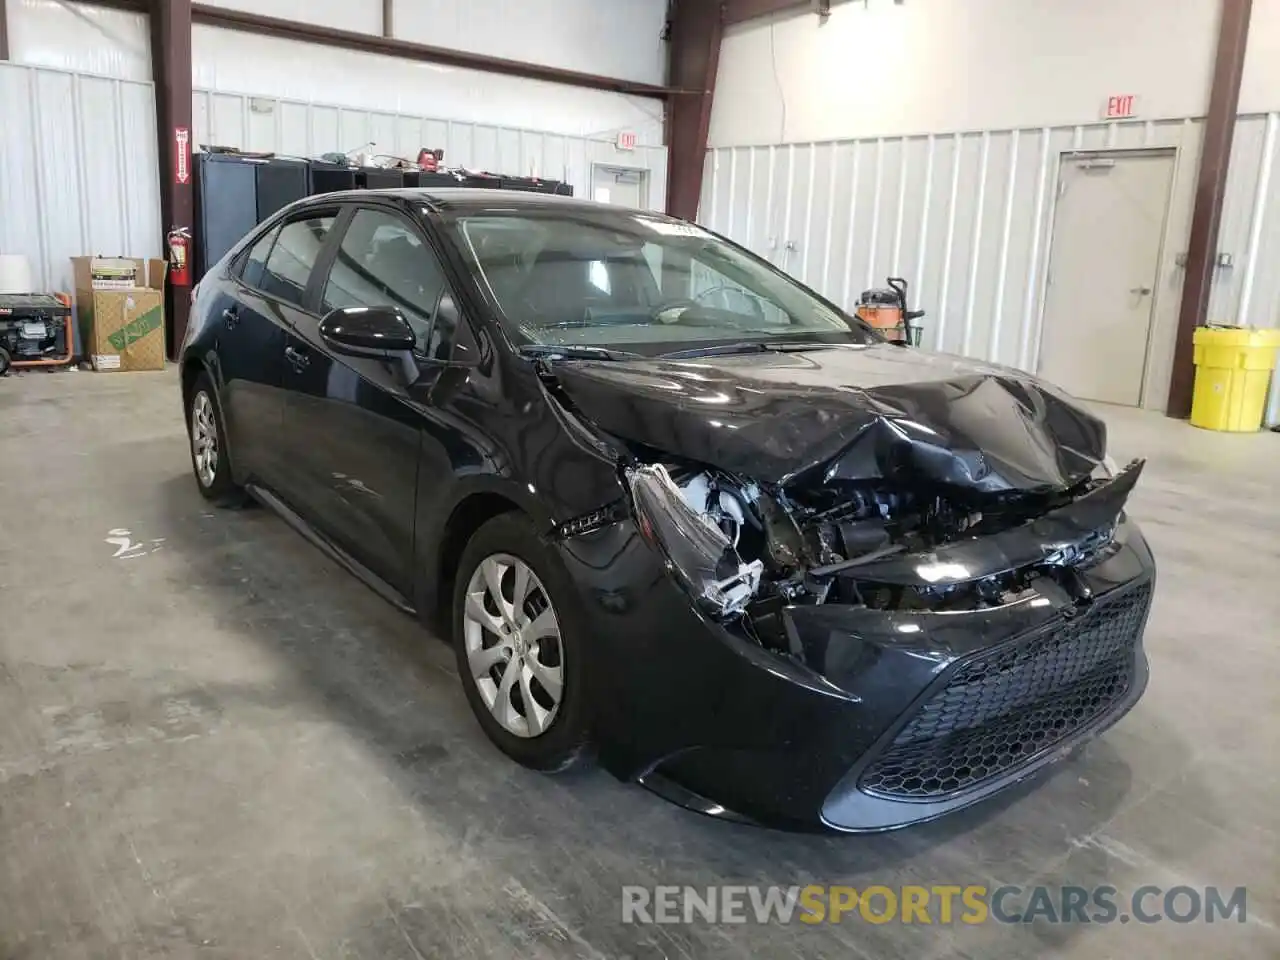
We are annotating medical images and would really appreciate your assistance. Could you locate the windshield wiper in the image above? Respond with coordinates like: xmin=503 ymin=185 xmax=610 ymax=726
xmin=659 ymin=340 xmax=840 ymax=360
xmin=518 ymin=344 xmax=642 ymax=362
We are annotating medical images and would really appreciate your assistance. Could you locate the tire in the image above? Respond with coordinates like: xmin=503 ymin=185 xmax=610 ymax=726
xmin=452 ymin=512 xmax=592 ymax=773
xmin=186 ymin=372 xmax=244 ymax=506
xmin=0 ymin=347 xmax=11 ymax=376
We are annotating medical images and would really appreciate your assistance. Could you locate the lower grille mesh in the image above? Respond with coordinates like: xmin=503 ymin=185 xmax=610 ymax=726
xmin=860 ymin=582 xmax=1152 ymax=800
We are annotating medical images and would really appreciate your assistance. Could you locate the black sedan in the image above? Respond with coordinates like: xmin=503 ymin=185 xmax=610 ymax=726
xmin=180 ymin=189 xmax=1155 ymax=831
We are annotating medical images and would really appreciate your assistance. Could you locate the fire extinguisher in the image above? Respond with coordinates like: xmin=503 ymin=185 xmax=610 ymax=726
xmin=167 ymin=227 xmax=192 ymax=287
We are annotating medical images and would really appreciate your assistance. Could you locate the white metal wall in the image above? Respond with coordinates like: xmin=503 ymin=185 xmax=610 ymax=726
xmin=709 ymin=0 xmax=1280 ymax=148
xmin=196 ymin=0 xmax=668 ymax=87
xmin=390 ymin=0 xmax=668 ymax=88
xmin=7 ymin=0 xmax=151 ymax=81
xmin=10 ymin=2 xmax=667 ymax=145
xmin=0 ymin=63 xmax=162 ymax=294
xmin=192 ymin=89 xmax=669 ymax=213
xmin=190 ymin=26 xmax=666 ymax=147
xmin=699 ymin=114 xmax=1280 ymax=412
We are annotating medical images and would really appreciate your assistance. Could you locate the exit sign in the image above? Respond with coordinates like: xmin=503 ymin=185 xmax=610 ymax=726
xmin=616 ymin=130 xmax=638 ymax=151
xmin=1104 ymin=94 xmax=1138 ymax=119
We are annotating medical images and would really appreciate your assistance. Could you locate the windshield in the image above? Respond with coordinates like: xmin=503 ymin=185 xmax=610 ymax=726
xmin=450 ymin=210 xmax=874 ymax=352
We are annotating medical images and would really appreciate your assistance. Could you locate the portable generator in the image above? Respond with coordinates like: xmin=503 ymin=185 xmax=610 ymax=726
xmin=0 ymin=294 xmax=74 ymax=375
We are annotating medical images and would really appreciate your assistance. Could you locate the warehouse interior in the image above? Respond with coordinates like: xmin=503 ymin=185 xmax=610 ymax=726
xmin=1 ymin=0 xmax=1278 ymax=957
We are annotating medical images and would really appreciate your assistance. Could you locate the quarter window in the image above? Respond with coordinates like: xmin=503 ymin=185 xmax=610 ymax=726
xmin=261 ymin=214 xmax=337 ymax=307
xmin=321 ymin=209 xmax=447 ymax=352
xmin=239 ymin=226 xmax=279 ymax=289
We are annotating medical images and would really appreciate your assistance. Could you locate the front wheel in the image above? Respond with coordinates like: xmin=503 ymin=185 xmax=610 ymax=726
xmin=452 ymin=512 xmax=592 ymax=772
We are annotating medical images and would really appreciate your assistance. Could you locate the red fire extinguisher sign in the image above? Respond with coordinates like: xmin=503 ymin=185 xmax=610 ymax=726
xmin=175 ymin=127 xmax=191 ymax=185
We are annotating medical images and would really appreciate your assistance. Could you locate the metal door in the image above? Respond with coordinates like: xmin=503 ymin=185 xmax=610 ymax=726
xmin=1037 ymin=152 xmax=1174 ymax=407
xmin=591 ymin=165 xmax=648 ymax=209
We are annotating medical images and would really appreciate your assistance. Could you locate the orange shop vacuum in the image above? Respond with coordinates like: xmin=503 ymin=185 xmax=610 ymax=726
xmin=855 ymin=277 xmax=925 ymax=346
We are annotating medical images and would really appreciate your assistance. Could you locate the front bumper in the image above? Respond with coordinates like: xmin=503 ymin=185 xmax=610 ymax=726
xmin=558 ymin=513 xmax=1155 ymax=832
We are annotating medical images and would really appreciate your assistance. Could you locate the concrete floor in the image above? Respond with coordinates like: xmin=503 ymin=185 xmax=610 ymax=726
xmin=1 ymin=367 xmax=1277 ymax=959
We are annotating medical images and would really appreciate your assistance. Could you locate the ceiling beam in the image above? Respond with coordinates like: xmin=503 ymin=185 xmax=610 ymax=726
xmin=76 ymin=0 xmax=147 ymax=12
xmin=724 ymin=0 xmax=835 ymax=26
xmin=1168 ymin=0 xmax=1253 ymax=417
xmin=665 ymin=0 xmax=723 ymax=219
xmin=188 ymin=4 xmax=680 ymax=99
xmin=72 ymin=0 xmax=681 ymax=97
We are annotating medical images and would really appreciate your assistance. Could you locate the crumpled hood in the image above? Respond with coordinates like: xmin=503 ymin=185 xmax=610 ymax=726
xmin=547 ymin=343 xmax=1107 ymax=492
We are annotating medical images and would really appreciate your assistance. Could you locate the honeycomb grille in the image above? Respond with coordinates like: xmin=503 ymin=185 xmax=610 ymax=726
xmin=860 ymin=582 xmax=1151 ymax=800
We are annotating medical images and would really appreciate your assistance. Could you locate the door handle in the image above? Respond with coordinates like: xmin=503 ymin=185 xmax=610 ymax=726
xmin=284 ymin=345 xmax=310 ymax=371
xmin=222 ymin=307 xmax=239 ymax=329
xmin=1130 ymin=286 xmax=1153 ymax=296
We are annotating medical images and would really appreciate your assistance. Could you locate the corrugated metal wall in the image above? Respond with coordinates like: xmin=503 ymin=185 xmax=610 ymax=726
xmin=0 ymin=63 xmax=162 ymax=294
xmin=699 ymin=114 xmax=1280 ymax=413
xmin=192 ymin=89 xmax=669 ymax=213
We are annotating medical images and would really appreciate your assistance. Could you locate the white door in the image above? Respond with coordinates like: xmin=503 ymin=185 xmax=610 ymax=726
xmin=591 ymin=166 xmax=648 ymax=209
xmin=1038 ymin=152 xmax=1174 ymax=406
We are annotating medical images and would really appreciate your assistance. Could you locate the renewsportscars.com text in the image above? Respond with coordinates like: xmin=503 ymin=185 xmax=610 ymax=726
xmin=621 ymin=884 xmax=1248 ymax=926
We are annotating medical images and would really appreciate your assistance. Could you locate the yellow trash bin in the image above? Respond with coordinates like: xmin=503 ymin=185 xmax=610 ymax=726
xmin=1190 ymin=327 xmax=1280 ymax=431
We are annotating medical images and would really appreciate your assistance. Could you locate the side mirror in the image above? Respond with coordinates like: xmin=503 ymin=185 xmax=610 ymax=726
xmin=319 ymin=306 xmax=417 ymax=356
xmin=319 ymin=306 xmax=421 ymax=384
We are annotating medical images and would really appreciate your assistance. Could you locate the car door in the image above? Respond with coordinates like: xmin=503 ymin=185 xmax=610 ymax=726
xmin=241 ymin=207 xmax=342 ymax=517
xmin=209 ymin=224 xmax=289 ymax=489
xmin=279 ymin=204 xmax=446 ymax=594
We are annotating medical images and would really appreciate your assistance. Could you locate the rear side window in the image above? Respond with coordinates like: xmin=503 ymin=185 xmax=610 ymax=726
xmin=321 ymin=208 xmax=447 ymax=352
xmin=239 ymin=226 xmax=279 ymax=288
xmin=261 ymin=214 xmax=337 ymax=307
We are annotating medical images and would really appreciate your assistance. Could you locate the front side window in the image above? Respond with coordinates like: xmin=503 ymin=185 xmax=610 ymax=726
xmin=451 ymin=212 xmax=869 ymax=352
xmin=322 ymin=209 xmax=447 ymax=352
xmin=261 ymin=214 xmax=337 ymax=307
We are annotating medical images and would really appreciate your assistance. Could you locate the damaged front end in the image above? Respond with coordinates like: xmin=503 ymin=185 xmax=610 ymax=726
xmin=538 ymin=353 xmax=1155 ymax=828
xmin=622 ymin=452 xmax=1144 ymax=656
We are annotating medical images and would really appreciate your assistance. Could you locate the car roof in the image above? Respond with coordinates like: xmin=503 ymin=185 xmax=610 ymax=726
xmin=297 ymin=187 xmax=668 ymax=219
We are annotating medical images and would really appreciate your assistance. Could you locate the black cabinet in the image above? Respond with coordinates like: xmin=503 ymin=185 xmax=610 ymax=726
xmin=256 ymin=158 xmax=309 ymax=222
xmin=357 ymin=168 xmax=404 ymax=190
xmin=193 ymin=153 xmax=260 ymax=279
xmin=309 ymin=162 xmax=357 ymax=195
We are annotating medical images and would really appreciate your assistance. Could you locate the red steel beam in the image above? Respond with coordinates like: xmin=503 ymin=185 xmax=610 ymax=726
xmin=1168 ymin=0 xmax=1253 ymax=417
xmin=81 ymin=0 xmax=147 ymax=11
xmin=189 ymin=4 xmax=679 ymax=99
xmin=724 ymin=0 xmax=834 ymax=25
xmin=665 ymin=0 xmax=723 ymax=220
xmin=150 ymin=0 xmax=194 ymax=358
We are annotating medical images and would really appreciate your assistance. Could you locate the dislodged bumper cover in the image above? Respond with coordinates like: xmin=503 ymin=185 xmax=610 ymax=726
xmin=547 ymin=344 xmax=1107 ymax=492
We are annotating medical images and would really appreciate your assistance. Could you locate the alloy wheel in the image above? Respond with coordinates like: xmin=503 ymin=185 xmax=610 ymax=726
xmin=191 ymin=391 xmax=219 ymax=488
xmin=463 ymin=553 xmax=565 ymax=738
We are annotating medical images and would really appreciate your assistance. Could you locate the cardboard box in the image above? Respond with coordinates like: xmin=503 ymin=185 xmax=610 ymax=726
xmin=71 ymin=257 xmax=168 ymax=371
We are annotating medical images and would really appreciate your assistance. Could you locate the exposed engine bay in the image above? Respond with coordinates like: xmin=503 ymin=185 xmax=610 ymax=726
xmin=623 ymin=457 xmax=1139 ymax=632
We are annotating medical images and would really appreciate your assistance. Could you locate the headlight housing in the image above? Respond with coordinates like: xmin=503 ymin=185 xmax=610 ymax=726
xmin=1091 ymin=454 xmax=1120 ymax=481
xmin=625 ymin=463 xmax=763 ymax=618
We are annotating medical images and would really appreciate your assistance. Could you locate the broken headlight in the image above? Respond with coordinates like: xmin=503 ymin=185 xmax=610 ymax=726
xmin=625 ymin=463 xmax=763 ymax=618
xmin=1091 ymin=454 xmax=1120 ymax=480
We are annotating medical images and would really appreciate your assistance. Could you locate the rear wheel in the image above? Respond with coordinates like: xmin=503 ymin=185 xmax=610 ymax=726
xmin=187 ymin=373 xmax=243 ymax=505
xmin=452 ymin=512 xmax=591 ymax=772
xmin=0 ymin=346 xmax=11 ymax=376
